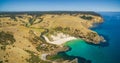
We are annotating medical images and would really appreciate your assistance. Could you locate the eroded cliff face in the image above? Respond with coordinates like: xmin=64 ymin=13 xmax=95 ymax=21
xmin=0 ymin=12 xmax=104 ymax=63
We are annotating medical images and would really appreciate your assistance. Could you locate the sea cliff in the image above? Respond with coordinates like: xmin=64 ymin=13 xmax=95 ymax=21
xmin=0 ymin=11 xmax=105 ymax=63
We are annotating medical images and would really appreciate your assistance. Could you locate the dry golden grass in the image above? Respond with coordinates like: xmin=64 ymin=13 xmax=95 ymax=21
xmin=0 ymin=13 xmax=103 ymax=63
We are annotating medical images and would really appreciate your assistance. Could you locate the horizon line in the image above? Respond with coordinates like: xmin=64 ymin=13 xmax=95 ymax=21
xmin=0 ymin=10 xmax=120 ymax=12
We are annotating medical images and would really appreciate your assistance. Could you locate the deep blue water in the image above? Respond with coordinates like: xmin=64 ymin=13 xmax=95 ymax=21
xmin=65 ymin=12 xmax=120 ymax=63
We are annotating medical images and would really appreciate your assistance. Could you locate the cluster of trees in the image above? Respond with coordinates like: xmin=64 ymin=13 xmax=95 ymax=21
xmin=54 ymin=26 xmax=70 ymax=31
xmin=25 ymin=50 xmax=50 ymax=63
xmin=0 ymin=11 xmax=101 ymax=18
xmin=0 ymin=31 xmax=15 ymax=45
xmin=80 ymin=15 xmax=93 ymax=20
xmin=0 ymin=31 xmax=15 ymax=51
xmin=36 ymin=43 xmax=58 ymax=52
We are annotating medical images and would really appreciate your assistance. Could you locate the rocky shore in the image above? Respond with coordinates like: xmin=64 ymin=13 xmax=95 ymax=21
xmin=0 ymin=11 xmax=105 ymax=63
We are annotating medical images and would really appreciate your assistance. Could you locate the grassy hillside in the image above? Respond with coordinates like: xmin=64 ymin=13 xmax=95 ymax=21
xmin=0 ymin=11 xmax=104 ymax=63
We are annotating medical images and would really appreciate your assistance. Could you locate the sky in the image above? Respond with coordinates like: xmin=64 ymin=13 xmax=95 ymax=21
xmin=0 ymin=0 xmax=120 ymax=12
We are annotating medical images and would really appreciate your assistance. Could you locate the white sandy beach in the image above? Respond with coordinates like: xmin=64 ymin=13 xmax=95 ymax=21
xmin=43 ymin=33 xmax=76 ymax=45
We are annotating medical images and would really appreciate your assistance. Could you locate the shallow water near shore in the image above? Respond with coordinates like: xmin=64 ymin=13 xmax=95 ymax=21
xmin=64 ymin=12 xmax=120 ymax=63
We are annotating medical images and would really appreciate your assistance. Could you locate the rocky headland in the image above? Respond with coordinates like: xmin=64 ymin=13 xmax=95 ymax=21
xmin=0 ymin=11 xmax=105 ymax=63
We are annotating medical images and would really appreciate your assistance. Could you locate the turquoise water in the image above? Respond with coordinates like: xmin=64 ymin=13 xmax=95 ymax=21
xmin=65 ymin=12 xmax=120 ymax=63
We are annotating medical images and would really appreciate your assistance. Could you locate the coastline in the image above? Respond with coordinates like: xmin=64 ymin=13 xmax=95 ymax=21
xmin=0 ymin=11 xmax=106 ymax=63
xmin=43 ymin=33 xmax=77 ymax=45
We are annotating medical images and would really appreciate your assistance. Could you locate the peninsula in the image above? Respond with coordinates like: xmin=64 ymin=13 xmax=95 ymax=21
xmin=0 ymin=11 xmax=105 ymax=63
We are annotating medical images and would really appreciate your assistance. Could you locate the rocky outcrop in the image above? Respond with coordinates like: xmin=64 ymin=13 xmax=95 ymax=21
xmin=0 ymin=11 xmax=105 ymax=63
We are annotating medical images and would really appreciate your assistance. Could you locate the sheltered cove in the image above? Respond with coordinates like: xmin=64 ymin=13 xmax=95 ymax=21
xmin=0 ymin=11 xmax=105 ymax=63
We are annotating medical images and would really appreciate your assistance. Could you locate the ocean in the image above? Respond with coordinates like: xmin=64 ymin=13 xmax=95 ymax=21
xmin=64 ymin=12 xmax=120 ymax=63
